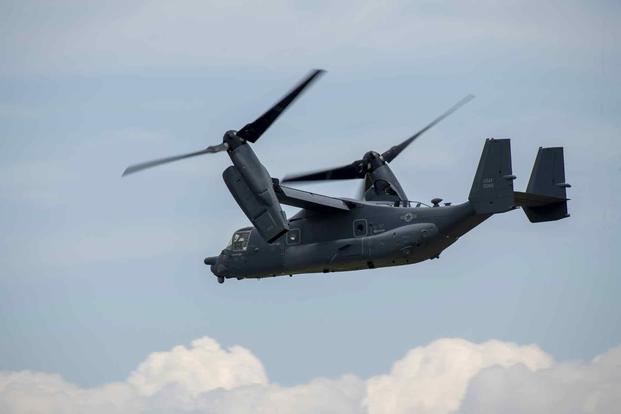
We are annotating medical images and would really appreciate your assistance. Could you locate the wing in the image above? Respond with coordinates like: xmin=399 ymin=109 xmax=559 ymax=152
xmin=273 ymin=182 xmax=351 ymax=212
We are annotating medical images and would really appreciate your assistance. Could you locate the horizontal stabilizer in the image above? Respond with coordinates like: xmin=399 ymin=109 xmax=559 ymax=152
xmin=513 ymin=191 xmax=567 ymax=207
xmin=522 ymin=200 xmax=569 ymax=222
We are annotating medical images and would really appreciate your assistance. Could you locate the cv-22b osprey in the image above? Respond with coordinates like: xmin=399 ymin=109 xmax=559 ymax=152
xmin=123 ymin=70 xmax=570 ymax=284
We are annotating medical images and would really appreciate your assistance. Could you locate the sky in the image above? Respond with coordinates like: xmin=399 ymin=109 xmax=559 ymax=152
xmin=0 ymin=0 xmax=620 ymax=413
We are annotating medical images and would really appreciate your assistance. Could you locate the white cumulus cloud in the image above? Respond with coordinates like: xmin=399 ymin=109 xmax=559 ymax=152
xmin=1 ymin=336 xmax=619 ymax=413
xmin=127 ymin=337 xmax=267 ymax=397
xmin=366 ymin=338 xmax=552 ymax=414
xmin=458 ymin=345 xmax=621 ymax=414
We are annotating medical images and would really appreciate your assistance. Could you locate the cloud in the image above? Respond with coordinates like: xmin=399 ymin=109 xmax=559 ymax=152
xmin=127 ymin=337 xmax=267 ymax=396
xmin=458 ymin=345 xmax=621 ymax=414
xmin=0 ymin=337 xmax=267 ymax=414
xmin=0 ymin=160 xmax=76 ymax=207
xmin=366 ymin=338 xmax=552 ymax=414
xmin=0 ymin=128 xmax=174 ymax=208
xmin=1 ymin=336 xmax=618 ymax=414
xmin=1 ymin=0 xmax=617 ymax=76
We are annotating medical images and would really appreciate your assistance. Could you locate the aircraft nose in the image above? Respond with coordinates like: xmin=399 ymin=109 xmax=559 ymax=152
xmin=204 ymin=255 xmax=229 ymax=277
xmin=204 ymin=256 xmax=218 ymax=265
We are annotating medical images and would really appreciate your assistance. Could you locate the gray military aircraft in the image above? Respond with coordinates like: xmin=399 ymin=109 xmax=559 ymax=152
xmin=123 ymin=70 xmax=570 ymax=284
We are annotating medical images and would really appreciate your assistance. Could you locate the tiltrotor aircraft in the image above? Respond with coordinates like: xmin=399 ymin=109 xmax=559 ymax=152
xmin=123 ymin=70 xmax=570 ymax=284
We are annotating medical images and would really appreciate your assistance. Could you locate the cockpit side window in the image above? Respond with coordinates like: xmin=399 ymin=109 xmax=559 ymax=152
xmin=229 ymin=230 xmax=252 ymax=251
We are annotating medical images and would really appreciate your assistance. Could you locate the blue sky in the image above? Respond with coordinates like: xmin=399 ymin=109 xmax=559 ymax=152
xmin=0 ymin=1 xmax=620 ymax=412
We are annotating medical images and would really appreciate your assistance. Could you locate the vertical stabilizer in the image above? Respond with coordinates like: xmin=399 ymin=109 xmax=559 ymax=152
xmin=520 ymin=147 xmax=570 ymax=222
xmin=527 ymin=147 xmax=567 ymax=198
xmin=469 ymin=138 xmax=516 ymax=214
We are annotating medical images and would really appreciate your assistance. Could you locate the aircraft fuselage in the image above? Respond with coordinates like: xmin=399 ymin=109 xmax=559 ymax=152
xmin=207 ymin=201 xmax=489 ymax=280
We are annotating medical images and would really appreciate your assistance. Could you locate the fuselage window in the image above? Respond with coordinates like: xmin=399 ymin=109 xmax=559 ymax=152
xmin=230 ymin=230 xmax=252 ymax=251
xmin=353 ymin=219 xmax=368 ymax=237
xmin=286 ymin=228 xmax=301 ymax=245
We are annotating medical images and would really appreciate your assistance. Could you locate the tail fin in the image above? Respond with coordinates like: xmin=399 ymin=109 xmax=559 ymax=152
xmin=515 ymin=147 xmax=570 ymax=223
xmin=469 ymin=138 xmax=516 ymax=214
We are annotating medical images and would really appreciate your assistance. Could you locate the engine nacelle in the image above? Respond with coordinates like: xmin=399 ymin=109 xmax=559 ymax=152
xmin=223 ymin=143 xmax=289 ymax=243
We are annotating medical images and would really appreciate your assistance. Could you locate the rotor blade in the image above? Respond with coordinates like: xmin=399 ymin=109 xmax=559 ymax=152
xmin=381 ymin=94 xmax=474 ymax=163
xmin=282 ymin=160 xmax=364 ymax=183
xmin=237 ymin=69 xmax=325 ymax=143
xmin=122 ymin=144 xmax=226 ymax=177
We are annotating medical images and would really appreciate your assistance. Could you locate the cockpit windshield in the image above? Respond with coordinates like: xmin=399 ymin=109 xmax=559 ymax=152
xmin=227 ymin=229 xmax=252 ymax=251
